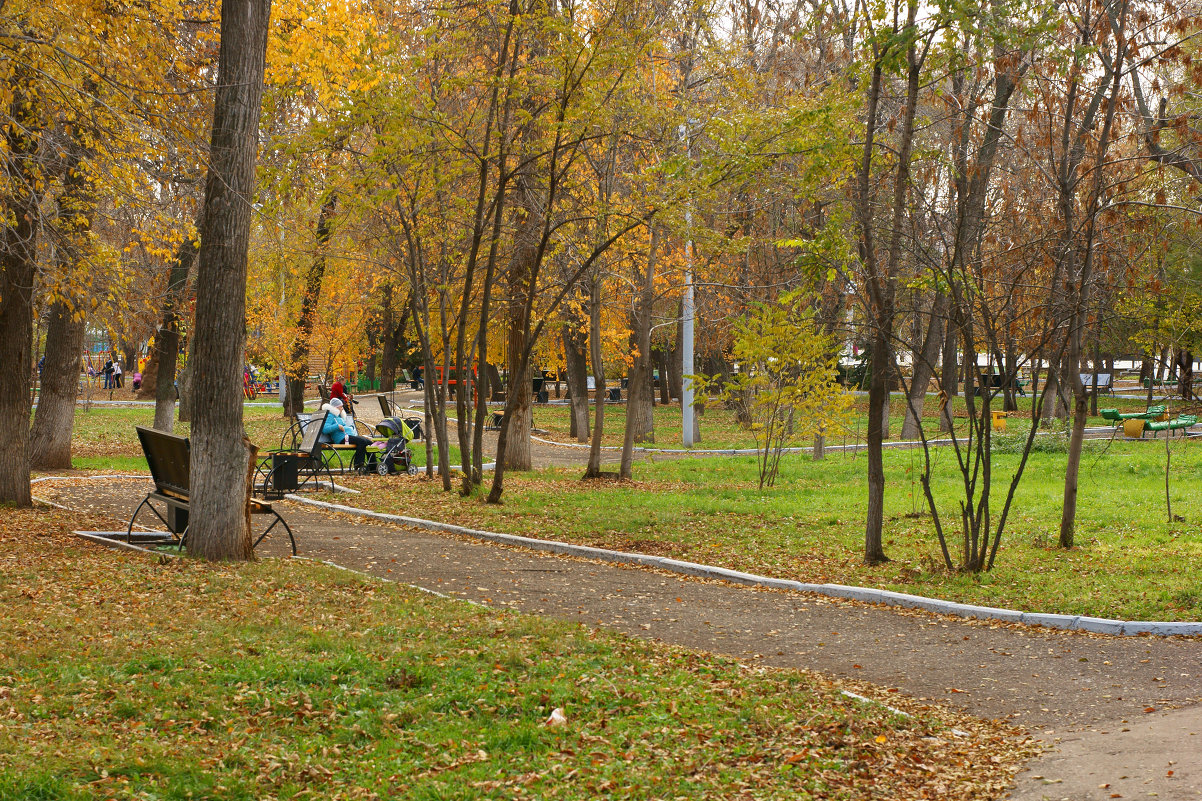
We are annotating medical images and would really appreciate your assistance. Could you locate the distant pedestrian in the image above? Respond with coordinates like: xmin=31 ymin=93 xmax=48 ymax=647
xmin=113 ymin=359 xmax=123 ymax=388
xmin=102 ymin=359 xmax=114 ymax=389
xmin=331 ymin=375 xmax=353 ymax=407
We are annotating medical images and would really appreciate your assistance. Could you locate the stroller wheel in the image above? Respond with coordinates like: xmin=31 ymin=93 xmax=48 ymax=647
xmin=377 ymin=461 xmax=389 ymax=476
xmin=407 ymin=463 xmax=418 ymax=476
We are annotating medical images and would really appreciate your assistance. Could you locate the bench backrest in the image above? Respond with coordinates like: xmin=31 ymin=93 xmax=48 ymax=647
xmin=1080 ymin=373 xmax=1112 ymax=387
xmin=378 ymin=395 xmax=394 ymax=418
xmin=135 ymin=426 xmax=190 ymax=499
xmin=299 ymin=410 xmax=328 ymax=455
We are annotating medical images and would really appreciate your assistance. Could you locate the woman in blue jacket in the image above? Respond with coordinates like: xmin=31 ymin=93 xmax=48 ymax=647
xmin=322 ymin=398 xmax=374 ymax=471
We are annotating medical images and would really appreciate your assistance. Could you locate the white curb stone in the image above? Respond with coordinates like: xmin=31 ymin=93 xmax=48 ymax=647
xmin=1073 ymin=616 xmax=1125 ymax=635
xmin=1121 ymin=621 xmax=1202 ymax=636
xmin=952 ymin=604 xmax=1025 ymax=623
xmin=1021 ymin=612 xmax=1080 ymax=628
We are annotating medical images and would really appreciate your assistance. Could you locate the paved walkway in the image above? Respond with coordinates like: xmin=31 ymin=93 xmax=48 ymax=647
xmin=42 ymin=476 xmax=1202 ymax=801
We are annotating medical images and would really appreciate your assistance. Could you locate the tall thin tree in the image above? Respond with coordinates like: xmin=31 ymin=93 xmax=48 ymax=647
xmin=188 ymin=0 xmax=272 ymax=561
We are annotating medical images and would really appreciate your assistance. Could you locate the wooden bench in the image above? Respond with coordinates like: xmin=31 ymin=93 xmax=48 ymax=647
xmin=312 ymin=410 xmax=390 ymax=474
xmin=973 ymin=372 xmax=1019 ymax=396
xmin=256 ymin=411 xmax=337 ymax=497
xmin=1080 ymin=373 xmax=1113 ymax=394
xmin=129 ymin=426 xmax=296 ymax=555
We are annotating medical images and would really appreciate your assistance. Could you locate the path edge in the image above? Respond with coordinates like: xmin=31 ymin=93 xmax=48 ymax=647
xmin=283 ymin=494 xmax=1202 ymax=638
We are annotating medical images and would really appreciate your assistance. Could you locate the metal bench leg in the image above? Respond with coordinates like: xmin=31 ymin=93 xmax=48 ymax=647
xmin=253 ymin=511 xmax=297 ymax=556
xmin=127 ymin=495 xmax=171 ymax=542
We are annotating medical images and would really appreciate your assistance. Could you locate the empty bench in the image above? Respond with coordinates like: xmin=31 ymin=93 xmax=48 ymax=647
xmin=129 ymin=426 xmax=296 ymax=555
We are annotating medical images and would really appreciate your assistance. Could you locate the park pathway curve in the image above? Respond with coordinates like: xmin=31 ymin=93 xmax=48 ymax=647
xmin=44 ymin=477 xmax=1202 ymax=801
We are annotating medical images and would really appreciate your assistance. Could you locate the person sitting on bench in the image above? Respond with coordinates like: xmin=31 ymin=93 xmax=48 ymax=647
xmin=322 ymin=398 xmax=373 ymax=471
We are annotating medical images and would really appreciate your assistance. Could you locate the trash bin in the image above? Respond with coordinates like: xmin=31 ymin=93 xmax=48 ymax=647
xmin=271 ymin=452 xmax=299 ymax=495
xmin=1123 ymin=418 xmax=1145 ymax=438
xmin=991 ymin=410 xmax=1008 ymax=432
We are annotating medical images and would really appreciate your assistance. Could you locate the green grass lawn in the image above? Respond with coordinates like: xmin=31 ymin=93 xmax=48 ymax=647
xmin=333 ymin=432 xmax=1202 ymax=622
xmin=0 ymin=507 xmax=1026 ymax=800
xmin=531 ymin=391 xmax=1181 ymax=450
xmin=54 ymin=403 xmax=1202 ymax=620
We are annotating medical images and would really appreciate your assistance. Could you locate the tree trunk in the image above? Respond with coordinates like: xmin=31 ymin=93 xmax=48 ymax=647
xmin=501 ymin=211 xmax=536 ymax=471
xmin=29 ymin=302 xmax=86 ymax=469
xmin=1059 ymin=379 xmax=1089 ymax=548
xmin=380 ymin=283 xmax=398 ymax=391
xmin=177 ymin=360 xmax=193 ymax=423
xmin=365 ymin=323 xmax=378 ymax=387
xmin=486 ymin=363 xmax=503 ymax=400
xmin=901 ymin=292 xmax=946 ymax=439
xmin=30 ymin=106 xmax=97 ymax=469
xmin=1090 ymin=318 xmax=1103 ymax=415
xmin=0 ymin=72 xmax=41 ymax=506
xmin=877 ymin=349 xmax=893 ymax=440
xmin=856 ymin=1 xmax=919 ymax=565
xmin=138 ymin=349 xmax=159 ymax=398
xmin=501 ymin=350 xmax=533 ymax=470
xmin=121 ymin=343 xmax=138 ymax=383
xmin=585 ymin=278 xmax=607 ymax=478
xmin=656 ymin=349 xmax=671 ymax=404
xmin=668 ymin=302 xmax=683 ymax=401
xmin=1177 ymin=349 xmax=1194 ymax=400
xmin=153 ymin=231 xmax=198 ymax=431
xmin=621 ymin=228 xmax=659 ymax=477
xmin=1041 ymin=358 xmax=1068 ymax=422
xmin=188 ymin=0 xmax=271 ymax=561
xmin=563 ymin=323 xmax=589 ymax=442
xmin=939 ymin=311 xmax=958 ymax=432
xmin=864 ymin=328 xmax=891 ymax=564
xmin=284 ymin=192 xmax=338 ymax=417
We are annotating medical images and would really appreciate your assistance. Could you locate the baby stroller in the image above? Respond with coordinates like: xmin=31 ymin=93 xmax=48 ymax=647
xmin=373 ymin=419 xmax=417 ymax=476
xmin=376 ymin=415 xmax=422 ymax=441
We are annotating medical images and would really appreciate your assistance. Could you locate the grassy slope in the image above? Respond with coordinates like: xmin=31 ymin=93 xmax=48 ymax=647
xmin=0 ymin=507 xmax=1027 ymax=800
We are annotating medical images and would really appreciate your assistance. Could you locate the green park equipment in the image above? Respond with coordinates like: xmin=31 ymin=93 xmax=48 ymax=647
xmin=1100 ymin=405 xmax=1165 ymax=425
xmin=1143 ymin=414 xmax=1197 ymax=438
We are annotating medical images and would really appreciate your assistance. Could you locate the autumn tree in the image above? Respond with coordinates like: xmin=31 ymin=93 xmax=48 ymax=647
xmin=187 ymin=0 xmax=271 ymax=561
xmin=702 ymin=292 xmax=850 ymax=488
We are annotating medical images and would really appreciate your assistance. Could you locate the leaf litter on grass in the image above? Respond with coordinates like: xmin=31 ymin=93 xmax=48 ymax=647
xmin=0 ymin=503 xmax=1035 ymax=799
